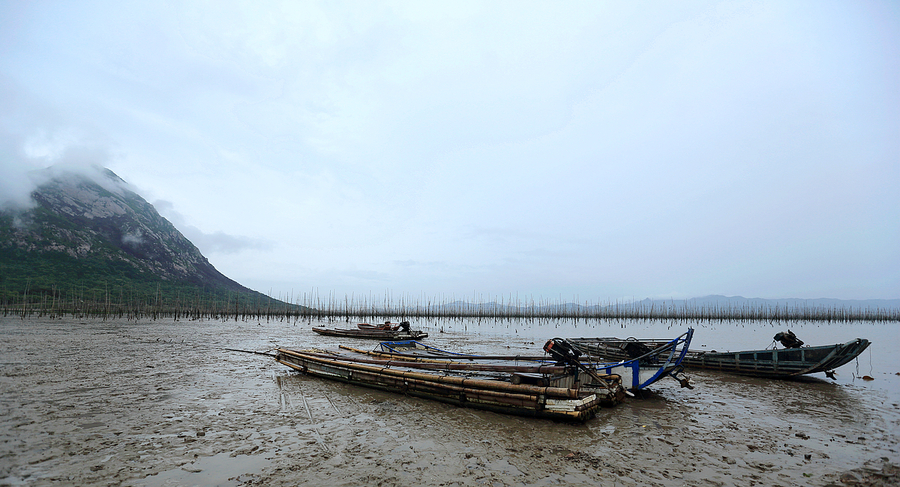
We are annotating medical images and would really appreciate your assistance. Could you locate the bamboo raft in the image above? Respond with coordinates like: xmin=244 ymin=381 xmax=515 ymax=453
xmin=274 ymin=341 xmax=627 ymax=422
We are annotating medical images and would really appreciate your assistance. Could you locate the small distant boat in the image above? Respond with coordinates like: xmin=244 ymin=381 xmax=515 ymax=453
xmin=312 ymin=322 xmax=429 ymax=340
xmin=343 ymin=328 xmax=694 ymax=392
xmin=566 ymin=331 xmax=870 ymax=379
xmin=274 ymin=339 xmax=627 ymax=422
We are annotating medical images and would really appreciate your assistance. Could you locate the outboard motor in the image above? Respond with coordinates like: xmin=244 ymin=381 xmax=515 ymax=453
xmin=544 ymin=338 xmax=622 ymax=394
xmin=622 ymin=341 xmax=653 ymax=359
xmin=543 ymin=338 xmax=582 ymax=366
xmin=774 ymin=330 xmax=804 ymax=349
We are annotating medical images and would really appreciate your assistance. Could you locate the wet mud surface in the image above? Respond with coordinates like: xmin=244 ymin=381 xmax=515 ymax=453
xmin=1 ymin=317 xmax=898 ymax=486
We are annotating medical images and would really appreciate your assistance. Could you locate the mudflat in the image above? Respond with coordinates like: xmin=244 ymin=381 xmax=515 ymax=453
xmin=1 ymin=317 xmax=897 ymax=486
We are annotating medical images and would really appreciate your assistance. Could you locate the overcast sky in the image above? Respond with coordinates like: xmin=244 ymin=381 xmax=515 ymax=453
xmin=1 ymin=1 xmax=898 ymax=302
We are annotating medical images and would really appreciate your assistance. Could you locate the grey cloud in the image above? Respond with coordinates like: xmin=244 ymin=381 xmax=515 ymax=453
xmin=2 ymin=2 xmax=897 ymax=300
xmin=186 ymin=229 xmax=274 ymax=255
xmin=153 ymin=199 xmax=273 ymax=255
xmin=122 ymin=230 xmax=144 ymax=246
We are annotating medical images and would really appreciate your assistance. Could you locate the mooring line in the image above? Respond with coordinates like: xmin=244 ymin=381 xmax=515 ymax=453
xmin=298 ymin=386 xmax=313 ymax=421
xmin=298 ymin=385 xmax=329 ymax=453
xmin=322 ymin=392 xmax=341 ymax=414
xmin=223 ymin=347 xmax=276 ymax=357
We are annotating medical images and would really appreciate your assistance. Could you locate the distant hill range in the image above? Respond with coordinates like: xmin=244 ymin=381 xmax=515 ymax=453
xmin=0 ymin=165 xmax=296 ymax=315
xmin=440 ymin=295 xmax=900 ymax=312
xmin=637 ymin=295 xmax=900 ymax=311
xmin=427 ymin=295 xmax=899 ymax=321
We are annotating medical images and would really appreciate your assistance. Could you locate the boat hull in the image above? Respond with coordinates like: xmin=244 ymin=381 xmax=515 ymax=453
xmin=568 ymin=337 xmax=870 ymax=379
xmin=311 ymin=327 xmax=429 ymax=340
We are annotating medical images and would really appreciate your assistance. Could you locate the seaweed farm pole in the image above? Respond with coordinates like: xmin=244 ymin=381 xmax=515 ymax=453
xmin=21 ymin=279 xmax=28 ymax=318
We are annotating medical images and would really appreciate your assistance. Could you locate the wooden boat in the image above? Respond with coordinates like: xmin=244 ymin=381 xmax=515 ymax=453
xmin=312 ymin=321 xmax=428 ymax=340
xmin=566 ymin=331 xmax=870 ymax=379
xmin=274 ymin=339 xmax=627 ymax=422
xmin=343 ymin=328 xmax=694 ymax=392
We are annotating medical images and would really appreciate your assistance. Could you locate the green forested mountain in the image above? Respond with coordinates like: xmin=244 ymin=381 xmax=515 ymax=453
xmin=0 ymin=165 xmax=295 ymax=315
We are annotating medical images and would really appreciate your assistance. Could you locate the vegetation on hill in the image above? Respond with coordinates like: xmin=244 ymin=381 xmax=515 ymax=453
xmin=0 ymin=245 xmax=301 ymax=319
xmin=0 ymin=165 xmax=305 ymax=318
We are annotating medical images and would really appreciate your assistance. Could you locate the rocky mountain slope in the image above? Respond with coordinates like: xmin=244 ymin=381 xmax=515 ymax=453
xmin=0 ymin=165 xmax=270 ymax=306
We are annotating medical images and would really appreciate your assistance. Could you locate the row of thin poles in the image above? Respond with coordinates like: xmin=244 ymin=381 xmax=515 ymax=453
xmin=1 ymin=288 xmax=897 ymax=323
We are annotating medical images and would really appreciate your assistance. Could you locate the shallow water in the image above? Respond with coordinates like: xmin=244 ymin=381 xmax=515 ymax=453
xmin=0 ymin=316 xmax=897 ymax=486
